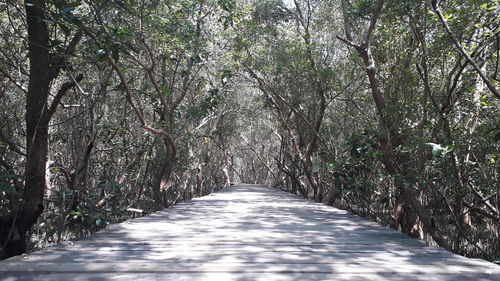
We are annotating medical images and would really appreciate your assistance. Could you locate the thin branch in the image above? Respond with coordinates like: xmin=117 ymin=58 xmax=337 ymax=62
xmin=469 ymin=181 xmax=499 ymax=216
xmin=435 ymin=185 xmax=493 ymax=259
xmin=240 ymin=135 xmax=276 ymax=178
xmin=64 ymin=29 xmax=83 ymax=58
xmin=433 ymin=4 xmax=500 ymax=100
xmin=46 ymin=74 xmax=84 ymax=120
xmin=83 ymin=27 xmax=178 ymax=159
xmin=340 ymin=0 xmax=355 ymax=42
xmin=0 ymin=68 xmax=27 ymax=93
xmin=336 ymin=35 xmax=360 ymax=48
xmin=0 ymin=129 xmax=26 ymax=157
xmin=363 ymin=0 xmax=385 ymax=46
xmin=49 ymin=29 xmax=84 ymax=79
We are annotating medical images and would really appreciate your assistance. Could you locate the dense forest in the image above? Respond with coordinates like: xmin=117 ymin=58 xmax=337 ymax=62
xmin=0 ymin=0 xmax=499 ymax=263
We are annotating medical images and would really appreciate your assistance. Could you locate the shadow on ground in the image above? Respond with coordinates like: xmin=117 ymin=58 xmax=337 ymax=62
xmin=0 ymin=184 xmax=499 ymax=281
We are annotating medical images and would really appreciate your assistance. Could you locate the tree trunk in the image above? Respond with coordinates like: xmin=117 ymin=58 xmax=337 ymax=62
xmin=353 ymin=43 xmax=450 ymax=249
xmin=152 ymin=137 xmax=176 ymax=210
xmin=0 ymin=0 xmax=50 ymax=259
xmin=1 ymin=1 xmax=84 ymax=259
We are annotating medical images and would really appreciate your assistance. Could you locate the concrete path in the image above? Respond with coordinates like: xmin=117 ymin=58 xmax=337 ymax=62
xmin=1 ymin=184 xmax=499 ymax=280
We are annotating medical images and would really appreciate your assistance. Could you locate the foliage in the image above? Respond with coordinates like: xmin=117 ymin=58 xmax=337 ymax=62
xmin=0 ymin=0 xmax=499 ymax=263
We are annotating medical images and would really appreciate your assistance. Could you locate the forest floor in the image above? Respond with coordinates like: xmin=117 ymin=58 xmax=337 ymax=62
xmin=0 ymin=184 xmax=499 ymax=281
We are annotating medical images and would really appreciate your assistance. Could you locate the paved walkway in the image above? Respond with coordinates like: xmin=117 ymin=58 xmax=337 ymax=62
xmin=1 ymin=184 xmax=499 ymax=280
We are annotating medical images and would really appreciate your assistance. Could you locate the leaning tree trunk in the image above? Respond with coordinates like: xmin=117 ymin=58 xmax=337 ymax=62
xmin=354 ymin=44 xmax=450 ymax=249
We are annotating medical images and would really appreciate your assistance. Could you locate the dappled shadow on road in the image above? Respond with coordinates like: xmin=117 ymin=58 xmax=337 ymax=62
xmin=1 ymin=184 xmax=499 ymax=280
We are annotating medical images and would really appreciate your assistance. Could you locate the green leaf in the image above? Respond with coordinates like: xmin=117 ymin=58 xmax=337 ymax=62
xmin=334 ymin=177 xmax=342 ymax=191
xmin=445 ymin=144 xmax=456 ymax=153
xmin=96 ymin=49 xmax=106 ymax=56
xmin=62 ymin=7 xmax=75 ymax=13
xmin=98 ymin=182 xmax=110 ymax=191
xmin=424 ymin=142 xmax=455 ymax=156
xmin=424 ymin=142 xmax=444 ymax=156
xmin=65 ymin=1 xmax=82 ymax=8
xmin=492 ymin=258 xmax=500 ymax=264
xmin=0 ymin=182 xmax=18 ymax=195
xmin=46 ymin=213 xmax=60 ymax=220
xmin=46 ymin=228 xmax=57 ymax=239
xmin=494 ymin=132 xmax=500 ymax=142
xmin=58 ymin=23 xmax=71 ymax=36
xmin=116 ymin=28 xmax=130 ymax=36
xmin=123 ymin=42 xmax=139 ymax=53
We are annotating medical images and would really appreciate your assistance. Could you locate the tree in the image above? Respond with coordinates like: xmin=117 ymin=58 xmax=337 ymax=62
xmin=1 ymin=0 xmax=83 ymax=258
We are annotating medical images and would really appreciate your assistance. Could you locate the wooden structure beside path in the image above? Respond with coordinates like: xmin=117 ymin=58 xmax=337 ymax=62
xmin=1 ymin=184 xmax=499 ymax=280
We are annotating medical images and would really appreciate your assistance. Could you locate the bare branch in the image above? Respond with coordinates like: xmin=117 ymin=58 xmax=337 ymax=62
xmin=340 ymin=0 xmax=355 ymax=42
xmin=240 ymin=135 xmax=276 ymax=178
xmin=0 ymin=68 xmax=27 ymax=93
xmin=433 ymin=5 xmax=500 ymax=100
xmin=336 ymin=35 xmax=360 ymax=49
xmin=0 ymin=129 xmax=26 ymax=157
xmin=83 ymin=27 xmax=177 ymax=159
xmin=64 ymin=29 xmax=83 ymax=58
xmin=363 ymin=0 xmax=384 ymax=46
xmin=49 ymin=29 xmax=84 ymax=79
xmin=46 ymin=74 xmax=84 ymax=120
